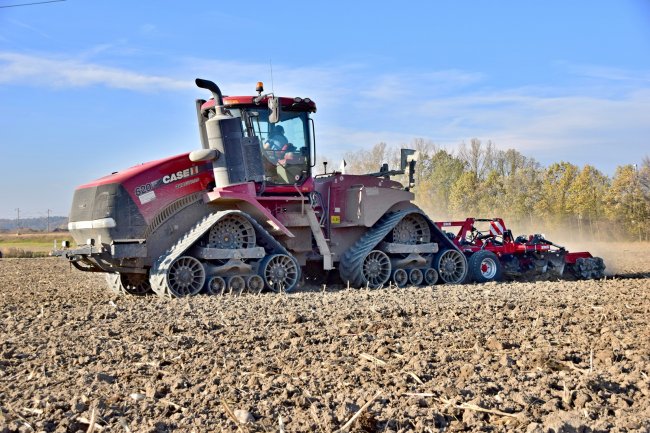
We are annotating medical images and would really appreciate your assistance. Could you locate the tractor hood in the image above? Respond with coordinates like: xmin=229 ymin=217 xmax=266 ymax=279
xmin=68 ymin=153 xmax=213 ymax=246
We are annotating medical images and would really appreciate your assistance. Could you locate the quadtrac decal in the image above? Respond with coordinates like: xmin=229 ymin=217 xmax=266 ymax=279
xmin=134 ymin=165 xmax=203 ymax=204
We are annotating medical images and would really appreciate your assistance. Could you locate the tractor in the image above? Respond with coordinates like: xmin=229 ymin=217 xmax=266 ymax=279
xmin=56 ymin=78 xmax=468 ymax=297
xmin=436 ymin=218 xmax=606 ymax=283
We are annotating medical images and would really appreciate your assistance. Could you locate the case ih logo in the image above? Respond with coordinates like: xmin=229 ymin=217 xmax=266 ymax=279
xmin=135 ymin=166 xmax=200 ymax=196
xmin=163 ymin=166 xmax=200 ymax=184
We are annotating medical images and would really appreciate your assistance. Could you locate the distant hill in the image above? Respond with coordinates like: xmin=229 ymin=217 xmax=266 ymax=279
xmin=0 ymin=216 xmax=68 ymax=232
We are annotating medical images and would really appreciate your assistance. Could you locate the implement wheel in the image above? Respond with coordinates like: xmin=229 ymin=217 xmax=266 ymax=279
xmin=468 ymin=250 xmax=503 ymax=283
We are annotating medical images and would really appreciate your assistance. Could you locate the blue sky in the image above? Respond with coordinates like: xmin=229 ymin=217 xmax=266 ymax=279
xmin=0 ymin=1 xmax=649 ymax=218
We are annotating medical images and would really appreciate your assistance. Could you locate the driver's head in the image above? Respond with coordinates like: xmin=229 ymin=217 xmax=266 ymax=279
xmin=274 ymin=125 xmax=285 ymax=135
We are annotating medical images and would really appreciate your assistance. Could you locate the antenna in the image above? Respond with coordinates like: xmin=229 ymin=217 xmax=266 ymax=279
xmin=269 ymin=58 xmax=275 ymax=94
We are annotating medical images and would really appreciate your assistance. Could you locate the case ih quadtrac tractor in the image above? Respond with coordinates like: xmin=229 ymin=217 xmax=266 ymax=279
xmin=57 ymin=78 xmax=468 ymax=297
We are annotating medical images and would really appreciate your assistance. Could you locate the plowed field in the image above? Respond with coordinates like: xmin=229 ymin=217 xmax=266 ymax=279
xmin=1 ymin=244 xmax=649 ymax=432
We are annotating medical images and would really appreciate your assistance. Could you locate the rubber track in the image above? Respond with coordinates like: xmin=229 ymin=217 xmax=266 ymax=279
xmin=150 ymin=210 xmax=294 ymax=298
xmin=339 ymin=210 xmax=434 ymax=287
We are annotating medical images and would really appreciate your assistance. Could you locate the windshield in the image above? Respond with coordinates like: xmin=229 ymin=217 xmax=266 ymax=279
xmin=239 ymin=108 xmax=311 ymax=185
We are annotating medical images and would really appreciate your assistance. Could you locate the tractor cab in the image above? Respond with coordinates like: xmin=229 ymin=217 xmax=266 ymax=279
xmin=231 ymin=102 xmax=313 ymax=186
xmin=192 ymin=79 xmax=316 ymax=190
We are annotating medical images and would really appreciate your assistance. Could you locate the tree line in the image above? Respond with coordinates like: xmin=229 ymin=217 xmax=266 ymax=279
xmin=335 ymin=139 xmax=650 ymax=242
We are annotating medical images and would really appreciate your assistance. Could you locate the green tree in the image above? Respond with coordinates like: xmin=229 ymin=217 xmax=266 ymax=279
xmin=414 ymin=149 xmax=466 ymax=218
xmin=605 ymin=164 xmax=650 ymax=240
xmin=477 ymin=169 xmax=506 ymax=216
xmin=534 ymin=162 xmax=579 ymax=229
xmin=448 ymin=171 xmax=480 ymax=217
xmin=566 ymin=165 xmax=610 ymax=239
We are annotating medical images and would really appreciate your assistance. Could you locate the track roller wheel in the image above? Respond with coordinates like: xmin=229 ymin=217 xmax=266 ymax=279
xmin=105 ymin=273 xmax=152 ymax=296
xmin=227 ymin=275 xmax=246 ymax=295
xmin=409 ymin=268 xmax=424 ymax=285
xmin=247 ymin=275 xmax=265 ymax=294
xmin=392 ymin=268 xmax=408 ymax=288
xmin=260 ymin=254 xmax=300 ymax=292
xmin=435 ymin=249 xmax=468 ymax=284
xmin=206 ymin=276 xmax=226 ymax=295
xmin=166 ymin=256 xmax=206 ymax=297
xmin=424 ymin=267 xmax=438 ymax=285
xmin=468 ymin=250 xmax=503 ymax=283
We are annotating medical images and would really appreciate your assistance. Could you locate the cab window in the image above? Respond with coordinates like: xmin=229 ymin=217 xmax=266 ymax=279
xmin=243 ymin=109 xmax=310 ymax=185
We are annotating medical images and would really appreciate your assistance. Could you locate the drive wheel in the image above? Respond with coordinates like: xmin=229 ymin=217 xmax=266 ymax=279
xmin=361 ymin=250 xmax=391 ymax=289
xmin=166 ymin=256 xmax=205 ymax=297
xmin=468 ymin=250 xmax=503 ymax=283
xmin=261 ymin=254 xmax=300 ymax=292
xmin=208 ymin=214 xmax=256 ymax=249
xmin=435 ymin=249 xmax=467 ymax=284
xmin=392 ymin=214 xmax=431 ymax=244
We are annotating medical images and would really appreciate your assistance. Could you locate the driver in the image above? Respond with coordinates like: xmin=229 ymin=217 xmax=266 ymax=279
xmin=264 ymin=125 xmax=289 ymax=151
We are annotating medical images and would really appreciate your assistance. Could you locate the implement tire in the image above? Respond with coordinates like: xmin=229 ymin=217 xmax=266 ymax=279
xmin=468 ymin=250 xmax=503 ymax=283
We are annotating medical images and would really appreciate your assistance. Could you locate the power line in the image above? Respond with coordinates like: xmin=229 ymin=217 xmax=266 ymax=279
xmin=0 ymin=0 xmax=65 ymax=8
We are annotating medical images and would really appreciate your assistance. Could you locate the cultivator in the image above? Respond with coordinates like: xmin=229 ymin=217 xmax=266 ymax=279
xmin=436 ymin=218 xmax=606 ymax=283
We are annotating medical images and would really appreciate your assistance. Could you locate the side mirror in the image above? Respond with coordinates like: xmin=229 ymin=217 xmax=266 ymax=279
xmin=268 ymin=97 xmax=281 ymax=123
xmin=400 ymin=148 xmax=418 ymax=171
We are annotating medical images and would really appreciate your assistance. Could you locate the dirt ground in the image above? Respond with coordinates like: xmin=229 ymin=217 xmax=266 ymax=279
xmin=0 ymin=244 xmax=649 ymax=432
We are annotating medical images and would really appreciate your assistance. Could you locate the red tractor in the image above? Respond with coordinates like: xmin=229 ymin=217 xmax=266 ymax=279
xmin=56 ymin=78 xmax=468 ymax=297
xmin=435 ymin=218 xmax=606 ymax=283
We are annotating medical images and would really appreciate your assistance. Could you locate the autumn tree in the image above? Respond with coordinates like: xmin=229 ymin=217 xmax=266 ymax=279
xmin=566 ymin=165 xmax=610 ymax=239
xmin=605 ymin=164 xmax=650 ymax=240
xmin=476 ymin=169 xmax=506 ymax=216
xmin=414 ymin=149 xmax=466 ymax=218
xmin=534 ymin=162 xmax=579 ymax=229
xmin=457 ymin=138 xmax=496 ymax=181
xmin=448 ymin=171 xmax=480 ymax=217
xmin=343 ymin=142 xmax=388 ymax=174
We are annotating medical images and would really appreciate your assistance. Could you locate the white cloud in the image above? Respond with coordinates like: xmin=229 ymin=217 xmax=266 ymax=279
xmin=0 ymin=51 xmax=190 ymax=91
xmin=564 ymin=62 xmax=650 ymax=83
xmin=1 ymin=49 xmax=647 ymax=172
xmin=359 ymin=70 xmax=484 ymax=101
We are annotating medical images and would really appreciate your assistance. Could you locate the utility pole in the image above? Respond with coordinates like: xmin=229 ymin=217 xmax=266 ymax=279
xmin=47 ymin=209 xmax=51 ymax=232
xmin=15 ymin=208 xmax=20 ymax=234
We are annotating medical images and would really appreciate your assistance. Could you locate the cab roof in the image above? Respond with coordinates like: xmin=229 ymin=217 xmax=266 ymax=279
xmin=200 ymin=95 xmax=317 ymax=113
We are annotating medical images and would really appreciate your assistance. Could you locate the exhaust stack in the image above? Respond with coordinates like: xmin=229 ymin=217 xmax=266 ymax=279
xmin=191 ymin=78 xmax=241 ymax=187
